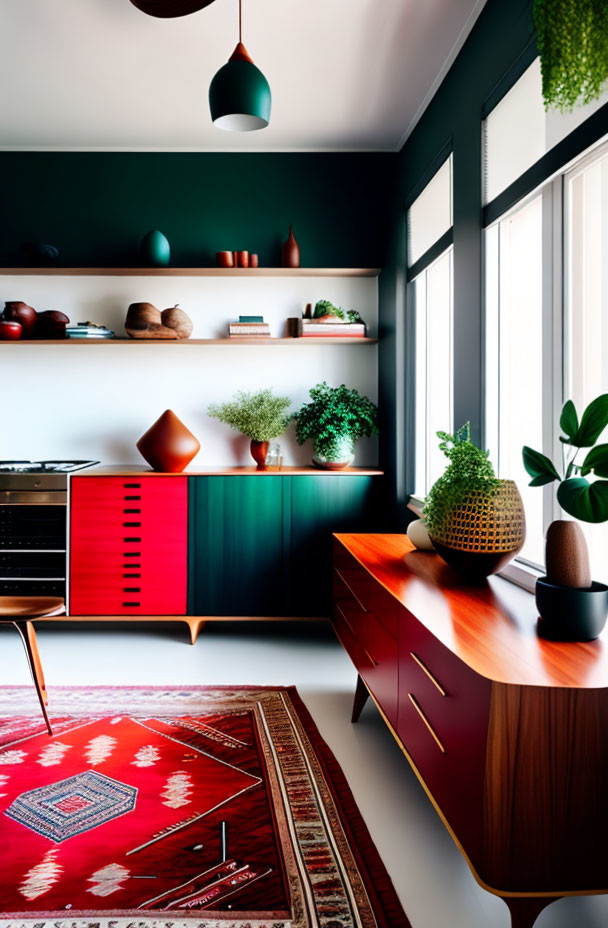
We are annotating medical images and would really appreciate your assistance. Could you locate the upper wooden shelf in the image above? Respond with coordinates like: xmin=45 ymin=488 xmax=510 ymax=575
xmin=2 ymin=337 xmax=378 ymax=346
xmin=81 ymin=465 xmax=384 ymax=477
xmin=335 ymin=533 xmax=608 ymax=689
xmin=0 ymin=267 xmax=380 ymax=278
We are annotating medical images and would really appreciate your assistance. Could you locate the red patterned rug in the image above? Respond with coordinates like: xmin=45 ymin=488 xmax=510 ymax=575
xmin=0 ymin=686 xmax=410 ymax=927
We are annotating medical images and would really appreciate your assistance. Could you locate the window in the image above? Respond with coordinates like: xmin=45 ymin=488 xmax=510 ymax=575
xmin=413 ymin=249 xmax=454 ymax=497
xmin=485 ymin=138 xmax=608 ymax=581
xmin=485 ymin=194 xmax=544 ymax=566
xmin=483 ymin=57 xmax=608 ymax=204
xmin=408 ymin=155 xmax=452 ymax=266
xmin=408 ymin=153 xmax=454 ymax=499
xmin=565 ymin=145 xmax=608 ymax=583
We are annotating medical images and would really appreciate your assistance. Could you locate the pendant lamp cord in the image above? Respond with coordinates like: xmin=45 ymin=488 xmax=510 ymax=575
xmin=239 ymin=0 xmax=242 ymax=43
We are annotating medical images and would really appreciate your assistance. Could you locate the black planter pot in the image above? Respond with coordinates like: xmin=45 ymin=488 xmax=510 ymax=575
xmin=536 ymin=577 xmax=608 ymax=641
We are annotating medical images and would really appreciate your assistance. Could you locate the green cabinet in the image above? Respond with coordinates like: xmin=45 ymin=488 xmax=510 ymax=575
xmin=189 ymin=474 xmax=381 ymax=617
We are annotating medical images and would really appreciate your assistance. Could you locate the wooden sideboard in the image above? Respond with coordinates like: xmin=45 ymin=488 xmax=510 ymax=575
xmin=333 ymin=533 xmax=608 ymax=928
xmin=67 ymin=467 xmax=383 ymax=640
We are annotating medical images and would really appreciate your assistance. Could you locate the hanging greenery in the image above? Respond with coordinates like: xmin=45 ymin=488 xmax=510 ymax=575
xmin=533 ymin=0 xmax=608 ymax=111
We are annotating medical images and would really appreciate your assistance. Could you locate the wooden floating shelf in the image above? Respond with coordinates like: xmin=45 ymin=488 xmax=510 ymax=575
xmin=0 ymin=267 xmax=380 ymax=278
xmin=2 ymin=337 xmax=378 ymax=346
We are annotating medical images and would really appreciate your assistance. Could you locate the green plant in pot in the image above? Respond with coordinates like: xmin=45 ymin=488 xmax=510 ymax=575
xmin=208 ymin=389 xmax=292 ymax=470
xmin=295 ymin=382 xmax=378 ymax=469
xmin=522 ymin=393 xmax=608 ymax=641
xmin=424 ymin=424 xmax=526 ymax=578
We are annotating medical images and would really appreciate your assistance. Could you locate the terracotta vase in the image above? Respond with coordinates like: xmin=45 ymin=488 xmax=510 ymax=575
xmin=281 ymin=225 xmax=300 ymax=268
xmin=136 ymin=409 xmax=200 ymax=473
xmin=250 ymin=439 xmax=269 ymax=470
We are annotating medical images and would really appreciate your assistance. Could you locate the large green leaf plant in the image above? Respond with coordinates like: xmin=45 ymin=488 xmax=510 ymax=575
xmin=522 ymin=394 xmax=608 ymax=523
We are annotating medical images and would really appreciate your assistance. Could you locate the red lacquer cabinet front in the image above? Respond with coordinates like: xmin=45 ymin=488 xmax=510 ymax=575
xmin=69 ymin=476 xmax=188 ymax=616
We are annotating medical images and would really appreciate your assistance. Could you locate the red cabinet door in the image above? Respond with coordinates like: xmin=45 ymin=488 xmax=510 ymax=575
xmin=69 ymin=476 xmax=188 ymax=615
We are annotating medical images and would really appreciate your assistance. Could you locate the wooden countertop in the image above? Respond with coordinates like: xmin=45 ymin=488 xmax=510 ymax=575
xmin=78 ymin=465 xmax=384 ymax=477
xmin=335 ymin=533 xmax=608 ymax=689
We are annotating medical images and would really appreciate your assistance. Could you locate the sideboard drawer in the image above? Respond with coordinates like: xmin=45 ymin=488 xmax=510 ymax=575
xmin=334 ymin=546 xmax=401 ymax=636
xmin=70 ymin=476 xmax=188 ymax=615
xmin=397 ymin=612 xmax=491 ymax=857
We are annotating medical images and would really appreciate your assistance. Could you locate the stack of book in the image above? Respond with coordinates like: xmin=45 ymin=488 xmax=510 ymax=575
xmin=298 ymin=319 xmax=366 ymax=338
xmin=229 ymin=315 xmax=271 ymax=338
xmin=66 ymin=322 xmax=115 ymax=339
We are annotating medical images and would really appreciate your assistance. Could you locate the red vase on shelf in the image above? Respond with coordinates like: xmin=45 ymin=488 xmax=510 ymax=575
xmin=281 ymin=225 xmax=300 ymax=268
xmin=250 ymin=439 xmax=269 ymax=470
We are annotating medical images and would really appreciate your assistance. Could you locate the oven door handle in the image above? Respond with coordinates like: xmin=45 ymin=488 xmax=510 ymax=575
xmin=0 ymin=491 xmax=67 ymax=505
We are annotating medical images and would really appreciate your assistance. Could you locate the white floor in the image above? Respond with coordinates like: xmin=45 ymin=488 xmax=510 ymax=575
xmin=1 ymin=619 xmax=606 ymax=928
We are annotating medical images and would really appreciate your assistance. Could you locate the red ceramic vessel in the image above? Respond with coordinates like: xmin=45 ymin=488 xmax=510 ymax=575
xmin=216 ymin=251 xmax=234 ymax=267
xmin=0 ymin=320 xmax=22 ymax=340
xmin=250 ymin=253 xmax=259 ymax=268
xmin=137 ymin=410 xmax=201 ymax=473
xmin=3 ymin=301 xmax=36 ymax=337
xmin=238 ymin=251 xmax=249 ymax=268
xmin=250 ymin=439 xmax=269 ymax=470
xmin=281 ymin=225 xmax=300 ymax=268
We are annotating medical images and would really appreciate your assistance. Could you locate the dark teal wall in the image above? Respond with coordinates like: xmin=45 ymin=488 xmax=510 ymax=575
xmin=379 ymin=0 xmax=536 ymax=525
xmin=0 ymin=152 xmax=394 ymax=268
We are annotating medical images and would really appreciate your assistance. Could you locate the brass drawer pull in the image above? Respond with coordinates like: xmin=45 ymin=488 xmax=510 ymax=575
xmin=410 ymin=652 xmax=447 ymax=696
xmin=335 ymin=568 xmax=368 ymax=613
xmin=335 ymin=603 xmax=378 ymax=668
xmin=408 ymin=693 xmax=445 ymax=753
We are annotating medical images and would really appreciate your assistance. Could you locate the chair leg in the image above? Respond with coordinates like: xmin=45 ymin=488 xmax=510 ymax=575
xmin=351 ymin=673 xmax=370 ymax=722
xmin=13 ymin=622 xmax=53 ymax=736
xmin=25 ymin=621 xmax=48 ymax=706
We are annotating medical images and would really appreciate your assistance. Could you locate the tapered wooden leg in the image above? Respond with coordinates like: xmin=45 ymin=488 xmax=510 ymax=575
xmin=503 ymin=896 xmax=558 ymax=928
xmin=13 ymin=622 xmax=52 ymax=736
xmin=187 ymin=618 xmax=206 ymax=645
xmin=351 ymin=674 xmax=370 ymax=722
xmin=25 ymin=621 xmax=48 ymax=705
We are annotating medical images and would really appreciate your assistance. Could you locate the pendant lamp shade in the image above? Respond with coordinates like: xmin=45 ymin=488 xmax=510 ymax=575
xmin=209 ymin=42 xmax=271 ymax=131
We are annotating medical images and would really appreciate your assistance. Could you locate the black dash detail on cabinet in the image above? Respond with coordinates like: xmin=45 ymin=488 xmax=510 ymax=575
xmin=123 ymin=483 xmax=141 ymax=488
xmin=123 ymin=601 xmax=140 ymax=607
xmin=124 ymin=537 xmax=141 ymax=543
xmin=124 ymin=509 xmax=141 ymax=514
xmin=124 ymin=495 xmax=141 ymax=501
xmin=123 ymin=587 xmax=141 ymax=593
xmin=123 ymin=552 xmax=141 ymax=558
xmin=123 ymin=573 xmax=141 ymax=578
xmin=123 ymin=522 xmax=141 ymax=527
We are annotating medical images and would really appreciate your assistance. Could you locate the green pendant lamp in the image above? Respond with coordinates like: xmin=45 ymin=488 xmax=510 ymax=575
xmin=209 ymin=0 xmax=271 ymax=131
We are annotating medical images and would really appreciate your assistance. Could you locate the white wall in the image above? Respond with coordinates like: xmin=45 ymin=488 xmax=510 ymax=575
xmin=0 ymin=274 xmax=378 ymax=467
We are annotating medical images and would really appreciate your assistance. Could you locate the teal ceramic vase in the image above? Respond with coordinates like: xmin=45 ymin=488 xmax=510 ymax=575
xmin=140 ymin=229 xmax=170 ymax=267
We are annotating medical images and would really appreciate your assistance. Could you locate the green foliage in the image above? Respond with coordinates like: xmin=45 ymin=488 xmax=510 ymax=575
xmin=533 ymin=0 xmax=608 ymax=111
xmin=295 ymin=382 xmax=378 ymax=458
xmin=423 ymin=424 xmax=499 ymax=537
xmin=311 ymin=300 xmax=363 ymax=325
xmin=313 ymin=300 xmax=345 ymax=320
xmin=208 ymin=389 xmax=292 ymax=442
xmin=522 ymin=394 xmax=608 ymax=522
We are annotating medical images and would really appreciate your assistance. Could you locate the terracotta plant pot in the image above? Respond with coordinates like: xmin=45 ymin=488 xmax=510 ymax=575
xmin=250 ymin=439 xmax=269 ymax=470
xmin=281 ymin=224 xmax=300 ymax=268
xmin=428 ymin=479 xmax=526 ymax=578
xmin=136 ymin=409 xmax=200 ymax=473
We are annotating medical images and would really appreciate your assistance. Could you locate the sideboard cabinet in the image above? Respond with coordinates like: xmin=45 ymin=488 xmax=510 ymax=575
xmin=69 ymin=469 xmax=382 ymax=632
xmin=333 ymin=533 xmax=608 ymax=928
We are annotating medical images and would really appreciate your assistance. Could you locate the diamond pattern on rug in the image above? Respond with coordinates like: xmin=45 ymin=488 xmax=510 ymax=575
xmin=4 ymin=771 xmax=137 ymax=842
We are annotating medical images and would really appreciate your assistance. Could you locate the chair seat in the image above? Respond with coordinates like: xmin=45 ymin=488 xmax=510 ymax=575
xmin=0 ymin=596 xmax=65 ymax=619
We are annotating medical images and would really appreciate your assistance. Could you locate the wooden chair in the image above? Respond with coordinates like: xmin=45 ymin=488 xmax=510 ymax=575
xmin=0 ymin=596 xmax=64 ymax=735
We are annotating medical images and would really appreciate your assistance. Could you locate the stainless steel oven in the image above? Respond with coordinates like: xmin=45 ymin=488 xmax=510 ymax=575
xmin=0 ymin=461 xmax=97 ymax=597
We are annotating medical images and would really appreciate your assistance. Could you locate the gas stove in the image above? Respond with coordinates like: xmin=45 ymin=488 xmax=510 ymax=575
xmin=0 ymin=460 xmax=98 ymax=474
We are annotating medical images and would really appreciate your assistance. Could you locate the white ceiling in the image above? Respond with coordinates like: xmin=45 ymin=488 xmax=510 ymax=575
xmin=0 ymin=0 xmax=486 ymax=152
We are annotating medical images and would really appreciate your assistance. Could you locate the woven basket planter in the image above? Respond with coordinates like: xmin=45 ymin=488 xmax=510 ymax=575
xmin=428 ymin=479 xmax=526 ymax=578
